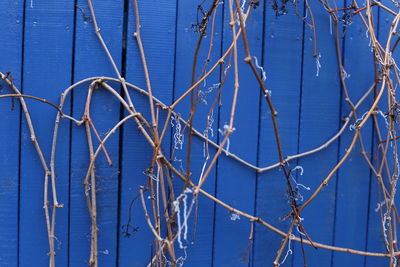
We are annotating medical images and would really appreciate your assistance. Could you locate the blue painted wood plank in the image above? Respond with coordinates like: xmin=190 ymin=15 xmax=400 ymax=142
xmin=117 ymin=0 xmax=177 ymax=265
xmin=365 ymin=139 xmax=390 ymax=267
xmin=292 ymin=1 xmax=344 ymax=266
xmin=0 ymin=1 xmax=24 ymax=266
xmin=170 ymin=0 xmax=223 ymax=265
xmin=364 ymin=136 xmax=390 ymax=267
xmin=69 ymin=0 xmax=124 ymax=265
xmin=18 ymin=1 xmax=74 ymax=266
xmin=253 ymin=2 xmax=304 ymax=266
xmin=173 ymin=22 xmax=224 ymax=267
xmin=365 ymin=3 xmax=392 ymax=266
xmin=331 ymin=9 xmax=376 ymax=267
xmin=212 ymin=2 xmax=264 ymax=266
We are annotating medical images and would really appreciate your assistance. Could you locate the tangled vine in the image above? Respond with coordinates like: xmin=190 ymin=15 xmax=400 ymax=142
xmin=2 ymin=0 xmax=400 ymax=266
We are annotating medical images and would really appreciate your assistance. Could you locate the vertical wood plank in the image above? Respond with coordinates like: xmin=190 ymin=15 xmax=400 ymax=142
xmin=253 ymin=2 xmax=304 ymax=266
xmin=293 ymin=1 xmax=343 ymax=266
xmin=69 ymin=0 xmax=123 ymax=265
xmin=0 ymin=1 xmax=24 ymax=266
xmin=171 ymin=0 xmax=223 ymax=265
xmin=331 ymin=7 xmax=375 ymax=266
xmin=18 ymin=1 xmax=74 ymax=266
xmin=365 ymin=3 xmax=392 ymax=266
xmin=117 ymin=0 xmax=177 ymax=265
xmin=212 ymin=1 xmax=263 ymax=266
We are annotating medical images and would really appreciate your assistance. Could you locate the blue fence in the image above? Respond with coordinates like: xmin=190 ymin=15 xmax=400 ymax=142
xmin=0 ymin=0 xmax=393 ymax=266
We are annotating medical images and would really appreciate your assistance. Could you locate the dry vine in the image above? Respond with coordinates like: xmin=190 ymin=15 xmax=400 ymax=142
xmin=2 ymin=0 xmax=400 ymax=266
